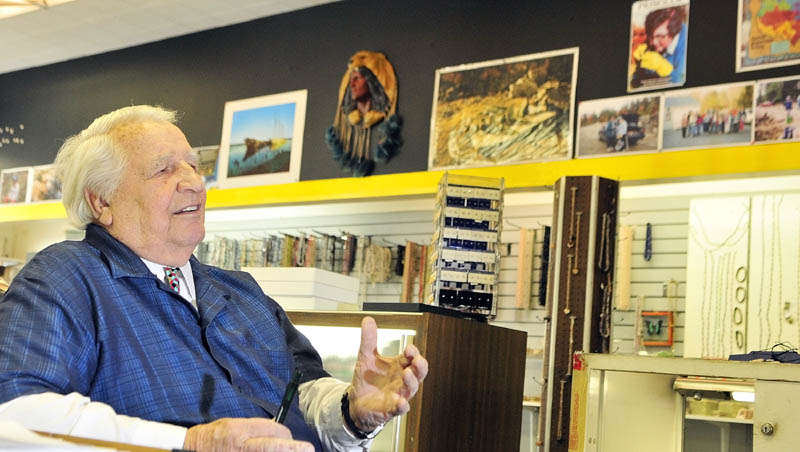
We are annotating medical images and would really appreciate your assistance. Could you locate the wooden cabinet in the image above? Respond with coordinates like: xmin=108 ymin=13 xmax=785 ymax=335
xmin=287 ymin=308 xmax=527 ymax=452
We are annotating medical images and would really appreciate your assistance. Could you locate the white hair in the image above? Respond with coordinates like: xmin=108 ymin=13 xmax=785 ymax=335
xmin=55 ymin=105 xmax=178 ymax=229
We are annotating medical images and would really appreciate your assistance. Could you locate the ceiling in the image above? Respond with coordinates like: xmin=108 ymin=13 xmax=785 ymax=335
xmin=0 ymin=0 xmax=338 ymax=75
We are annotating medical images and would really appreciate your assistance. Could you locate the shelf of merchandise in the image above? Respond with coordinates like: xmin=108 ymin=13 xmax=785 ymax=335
xmin=2 ymin=141 xmax=799 ymax=223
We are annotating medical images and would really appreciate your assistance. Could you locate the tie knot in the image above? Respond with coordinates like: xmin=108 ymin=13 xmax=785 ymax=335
xmin=164 ymin=267 xmax=181 ymax=294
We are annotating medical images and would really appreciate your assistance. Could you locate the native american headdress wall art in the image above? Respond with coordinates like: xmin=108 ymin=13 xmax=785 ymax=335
xmin=325 ymin=50 xmax=402 ymax=177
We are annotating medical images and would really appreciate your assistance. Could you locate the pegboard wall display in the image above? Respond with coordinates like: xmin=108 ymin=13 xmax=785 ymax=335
xmin=539 ymin=175 xmax=618 ymax=452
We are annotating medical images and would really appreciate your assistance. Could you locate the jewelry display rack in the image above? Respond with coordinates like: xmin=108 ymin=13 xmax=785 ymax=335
xmin=537 ymin=175 xmax=618 ymax=452
xmin=427 ymin=173 xmax=504 ymax=318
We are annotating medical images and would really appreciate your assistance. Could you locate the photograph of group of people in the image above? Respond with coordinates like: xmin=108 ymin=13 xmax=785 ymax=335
xmin=676 ymin=110 xmax=747 ymax=138
xmin=574 ymin=73 xmax=800 ymax=158
xmin=662 ymin=83 xmax=753 ymax=150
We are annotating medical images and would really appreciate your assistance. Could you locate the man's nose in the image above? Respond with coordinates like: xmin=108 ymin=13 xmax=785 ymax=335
xmin=177 ymin=162 xmax=204 ymax=192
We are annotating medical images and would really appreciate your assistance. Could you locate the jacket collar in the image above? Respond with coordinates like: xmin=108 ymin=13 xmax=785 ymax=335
xmin=190 ymin=258 xmax=229 ymax=326
xmin=84 ymin=223 xmax=228 ymax=323
xmin=84 ymin=223 xmax=154 ymax=279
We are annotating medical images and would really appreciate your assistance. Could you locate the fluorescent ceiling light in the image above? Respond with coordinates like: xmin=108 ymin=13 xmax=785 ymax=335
xmin=0 ymin=0 xmax=76 ymax=20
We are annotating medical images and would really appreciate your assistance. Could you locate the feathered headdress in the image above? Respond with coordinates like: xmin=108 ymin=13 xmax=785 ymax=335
xmin=326 ymin=50 xmax=402 ymax=177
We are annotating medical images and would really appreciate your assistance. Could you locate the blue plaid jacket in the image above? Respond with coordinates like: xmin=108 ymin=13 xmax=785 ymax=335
xmin=0 ymin=224 xmax=328 ymax=450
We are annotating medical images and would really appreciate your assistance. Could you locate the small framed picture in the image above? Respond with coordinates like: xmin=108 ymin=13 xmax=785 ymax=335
xmin=628 ymin=0 xmax=690 ymax=92
xmin=30 ymin=164 xmax=62 ymax=202
xmin=642 ymin=311 xmax=674 ymax=347
xmin=576 ymin=93 xmax=662 ymax=158
xmin=0 ymin=167 xmax=32 ymax=204
xmin=661 ymin=82 xmax=754 ymax=152
xmin=754 ymin=75 xmax=800 ymax=143
xmin=218 ymin=90 xmax=307 ymax=189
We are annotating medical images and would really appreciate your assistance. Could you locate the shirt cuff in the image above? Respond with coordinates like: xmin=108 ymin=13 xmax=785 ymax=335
xmin=298 ymin=378 xmax=373 ymax=451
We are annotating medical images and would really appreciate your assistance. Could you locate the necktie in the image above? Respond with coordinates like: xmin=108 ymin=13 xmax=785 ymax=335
xmin=164 ymin=267 xmax=181 ymax=294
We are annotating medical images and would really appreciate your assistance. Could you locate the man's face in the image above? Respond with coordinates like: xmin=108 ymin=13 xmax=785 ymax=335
xmin=349 ymin=69 xmax=370 ymax=102
xmin=651 ymin=19 xmax=674 ymax=53
xmin=103 ymin=121 xmax=205 ymax=266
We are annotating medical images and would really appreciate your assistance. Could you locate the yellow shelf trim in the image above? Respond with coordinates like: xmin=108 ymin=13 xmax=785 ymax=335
xmin=2 ymin=141 xmax=798 ymax=223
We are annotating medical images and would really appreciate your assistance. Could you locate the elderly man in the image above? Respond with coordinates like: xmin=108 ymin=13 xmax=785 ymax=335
xmin=0 ymin=105 xmax=427 ymax=451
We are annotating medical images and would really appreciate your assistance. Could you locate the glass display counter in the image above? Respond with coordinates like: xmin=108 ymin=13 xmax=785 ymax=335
xmin=568 ymin=353 xmax=800 ymax=452
xmin=287 ymin=309 xmax=527 ymax=452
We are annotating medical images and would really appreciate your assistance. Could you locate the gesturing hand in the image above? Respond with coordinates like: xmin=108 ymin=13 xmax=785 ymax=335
xmin=347 ymin=316 xmax=429 ymax=433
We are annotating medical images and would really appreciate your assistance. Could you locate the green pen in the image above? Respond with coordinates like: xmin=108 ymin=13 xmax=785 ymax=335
xmin=275 ymin=369 xmax=303 ymax=424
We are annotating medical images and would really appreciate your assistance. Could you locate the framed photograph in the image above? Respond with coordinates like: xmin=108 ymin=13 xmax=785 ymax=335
xmin=428 ymin=47 xmax=579 ymax=170
xmin=0 ymin=166 xmax=32 ymax=204
xmin=218 ymin=90 xmax=307 ymax=189
xmin=628 ymin=0 xmax=689 ymax=93
xmin=30 ymin=164 xmax=62 ymax=202
xmin=661 ymin=82 xmax=754 ymax=152
xmin=737 ymin=0 xmax=800 ymax=72
xmin=754 ymin=75 xmax=800 ymax=143
xmin=576 ymin=94 xmax=662 ymax=158
xmin=194 ymin=145 xmax=220 ymax=189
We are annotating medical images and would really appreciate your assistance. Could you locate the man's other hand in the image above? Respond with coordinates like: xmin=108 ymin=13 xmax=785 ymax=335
xmin=348 ymin=316 xmax=429 ymax=432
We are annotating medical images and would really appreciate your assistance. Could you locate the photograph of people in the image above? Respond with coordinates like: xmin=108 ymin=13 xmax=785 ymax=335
xmin=0 ymin=105 xmax=428 ymax=452
xmin=628 ymin=0 xmax=689 ymax=92
xmin=662 ymin=83 xmax=754 ymax=151
xmin=754 ymin=76 xmax=800 ymax=143
xmin=0 ymin=168 xmax=30 ymax=204
xmin=30 ymin=165 xmax=62 ymax=202
xmin=576 ymin=94 xmax=661 ymax=158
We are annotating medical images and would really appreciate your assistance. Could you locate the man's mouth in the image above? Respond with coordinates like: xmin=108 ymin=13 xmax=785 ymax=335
xmin=175 ymin=205 xmax=200 ymax=214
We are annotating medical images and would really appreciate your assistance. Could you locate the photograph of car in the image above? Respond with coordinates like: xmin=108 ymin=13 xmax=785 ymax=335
xmin=576 ymin=93 xmax=661 ymax=158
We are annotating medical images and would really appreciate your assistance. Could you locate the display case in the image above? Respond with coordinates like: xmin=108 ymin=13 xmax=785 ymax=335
xmin=287 ymin=309 xmax=526 ymax=452
xmin=428 ymin=173 xmax=504 ymax=318
xmin=568 ymin=353 xmax=800 ymax=452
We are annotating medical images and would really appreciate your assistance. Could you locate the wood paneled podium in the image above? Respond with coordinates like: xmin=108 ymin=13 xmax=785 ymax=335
xmin=288 ymin=304 xmax=527 ymax=452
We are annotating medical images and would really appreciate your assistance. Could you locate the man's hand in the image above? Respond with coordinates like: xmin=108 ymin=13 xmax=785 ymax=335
xmin=348 ymin=316 xmax=429 ymax=432
xmin=184 ymin=418 xmax=314 ymax=452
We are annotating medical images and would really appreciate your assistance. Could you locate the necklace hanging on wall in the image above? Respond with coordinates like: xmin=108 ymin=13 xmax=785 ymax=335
xmin=567 ymin=186 xmax=577 ymax=248
xmin=326 ymin=50 xmax=403 ymax=177
xmin=572 ymin=211 xmax=582 ymax=275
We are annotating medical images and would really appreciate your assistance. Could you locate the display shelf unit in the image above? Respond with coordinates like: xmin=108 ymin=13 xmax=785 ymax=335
xmin=429 ymin=173 xmax=504 ymax=317
xmin=2 ymin=141 xmax=800 ymax=223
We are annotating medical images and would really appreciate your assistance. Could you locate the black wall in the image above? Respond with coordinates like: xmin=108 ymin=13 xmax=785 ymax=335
xmin=0 ymin=0 xmax=798 ymax=180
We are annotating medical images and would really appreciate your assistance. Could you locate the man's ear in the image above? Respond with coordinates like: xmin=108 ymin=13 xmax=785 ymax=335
xmin=85 ymin=188 xmax=112 ymax=226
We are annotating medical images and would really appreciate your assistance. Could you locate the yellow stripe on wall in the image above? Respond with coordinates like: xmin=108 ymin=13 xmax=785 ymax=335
xmin=2 ymin=141 xmax=798 ymax=223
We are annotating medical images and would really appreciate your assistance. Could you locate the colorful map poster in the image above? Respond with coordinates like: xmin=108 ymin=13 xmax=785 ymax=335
xmin=737 ymin=0 xmax=800 ymax=72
